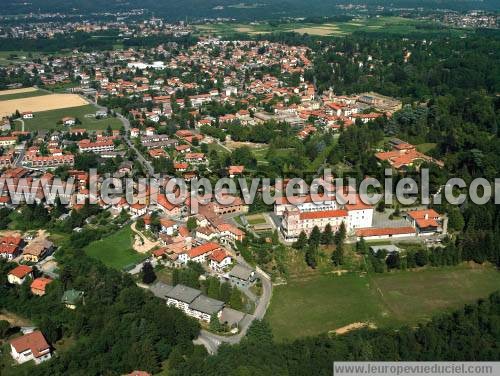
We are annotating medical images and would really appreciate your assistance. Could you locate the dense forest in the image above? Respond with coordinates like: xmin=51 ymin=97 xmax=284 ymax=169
xmin=2 ymin=0 xmax=499 ymax=19
xmin=0 ymin=33 xmax=198 ymax=53
xmin=1 ymin=7 xmax=500 ymax=374
xmin=0 ymin=239 xmax=200 ymax=376
xmin=173 ymin=293 xmax=500 ymax=375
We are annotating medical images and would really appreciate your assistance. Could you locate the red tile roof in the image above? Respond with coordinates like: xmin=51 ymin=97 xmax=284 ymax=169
xmin=1 ymin=236 xmax=23 ymax=247
xmin=355 ymin=227 xmax=416 ymax=237
xmin=9 ymin=331 xmax=50 ymax=358
xmin=152 ymin=248 xmax=167 ymax=257
xmin=299 ymin=210 xmax=347 ymax=220
xmin=30 ymin=277 xmax=53 ymax=293
xmin=0 ymin=244 xmax=19 ymax=255
xmin=407 ymin=209 xmax=440 ymax=220
xmin=188 ymin=242 xmax=220 ymax=259
xmin=345 ymin=195 xmax=373 ymax=211
xmin=217 ymin=223 xmax=245 ymax=237
xmin=209 ymin=249 xmax=231 ymax=263
xmin=228 ymin=165 xmax=245 ymax=175
xmin=8 ymin=265 xmax=33 ymax=279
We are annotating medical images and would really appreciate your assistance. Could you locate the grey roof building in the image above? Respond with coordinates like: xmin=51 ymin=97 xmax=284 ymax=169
xmin=165 ymin=284 xmax=225 ymax=322
xmin=165 ymin=284 xmax=201 ymax=304
xmin=369 ymin=245 xmax=401 ymax=255
xmin=149 ymin=282 xmax=173 ymax=300
xmin=229 ymin=265 xmax=255 ymax=281
xmin=190 ymin=295 xmax=224 ymax=316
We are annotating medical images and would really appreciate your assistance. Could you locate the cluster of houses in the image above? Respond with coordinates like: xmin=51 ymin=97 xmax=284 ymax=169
xmin=0 ymin=233 xmax=54 ymax=263
xmin=0 ymin=123 xmax=124 ymax=170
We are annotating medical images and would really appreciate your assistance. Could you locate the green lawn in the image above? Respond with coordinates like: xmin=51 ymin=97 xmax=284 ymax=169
xmin=416 ymin=143 xmax=437 ymax=154
xmin=21 ymin=104 xmax=122 ymax=132
xmin=0 ymin=89 xmax=49 ymax=101
xmin=266 ymin=265 xmax=500 ymax=341
xmin=84 ymin=226 xmax=145 ymax=270
xmin=246 ymin=214 xmax=267 ymax=225
xmin=0 ymin=50 xmax=72 ymax=66
xmin=195 ymin=17 xmax=467 ymax=38
xmin=251 ymin=147 xmax=270 ymax=165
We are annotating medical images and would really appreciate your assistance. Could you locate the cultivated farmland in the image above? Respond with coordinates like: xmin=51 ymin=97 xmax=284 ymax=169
xmin=0 ymin=93 xmax=88 ymax=117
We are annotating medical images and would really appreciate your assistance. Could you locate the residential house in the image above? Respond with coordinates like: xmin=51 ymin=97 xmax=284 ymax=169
xmin=160 ymin=218 xmax=178 ymax=235
xmin=407 ymin=209 xmax=446 ymax=235
xmin=7 ymin=265 xmax=33 ymax=285
xmin=9 ymin=330 xmax=51 ymax=365
xmin=209 ymin=249 xmax=232 ymax=272
xmin=22 ymin=238 xmax=54 ymax=262
xmin=130 ymin=203 xmax=148 ymax=217
xmin=227 ymin=265 xmax=256 ymax=287
xmin=61 ymin=289 xmax=84 ymax=309
xmin=0 ymin=235 xmax=23 ymax=260
xmin=31 ymin=277 xmax=53 ymax=296
xmin=61 ymin=117 xmax=76 ymax=126
xmin=228 ymin=165 xmax=244 ymax=178
xmin=179 ymin=241 xmax=221 ymax=264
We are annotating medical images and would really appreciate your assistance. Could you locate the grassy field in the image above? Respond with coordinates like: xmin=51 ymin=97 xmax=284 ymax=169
xmin=251 ymin=146 xmax=270 ymax=165
xmin=84 ymin=226 xmax=145 ymax=270
xmin=0 ymin=51 xmax=35 ymax=66
xmin=0 ymin=50 xmax=72 ymax=66
xmin=20 ymin=104 xmax=122 ymax=132
xmin=0 ymin=89 xmax=49 ymax=101
xmin=266 ymin=265 xmax=500 ymax=341
xmin=195 ymin=17 xmax=466 ymax=38
xmin=246 ymin=213 xmax=267 ymax=225
xmin=416 ymin=143 xmax=437 ymax=154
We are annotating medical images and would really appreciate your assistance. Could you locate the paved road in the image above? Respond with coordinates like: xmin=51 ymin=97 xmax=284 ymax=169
xmin=90 ymin=98 xmax=155 ymax=176
xmin=14 ymin=118 xmax=25 ymax=132
xmin=13 ymin=141 xmax=26 ymax=167
xmin=117 ymin=112 xmax=155 ymax=176
xmin=196 ymin=266 xmax=273 ymax=353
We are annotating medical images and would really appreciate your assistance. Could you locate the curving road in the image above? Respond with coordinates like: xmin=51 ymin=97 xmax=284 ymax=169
xmin=86 ymin=95 xmax=272 ymax=352
xmin=196 ymin=266 xmax=273 ymax=353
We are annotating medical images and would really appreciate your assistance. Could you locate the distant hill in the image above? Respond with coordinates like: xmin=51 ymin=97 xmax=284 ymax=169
xmin=3 ymin=0 xmax=499 ymax=20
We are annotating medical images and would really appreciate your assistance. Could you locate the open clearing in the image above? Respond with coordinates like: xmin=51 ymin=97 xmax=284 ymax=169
xmin=0 ymin=89 xmax=49 ymax=102
xmin=195 ymin=17 xmax=466 ymax=38
xmin=266 ymin=265 xmax=500 ymax=341
xmin=0 ymin=93 xmax=88 ymax=118
xmin=225 ymin=140 xmax=268 ymax=151
xmin=0 ymin=87 xmax=38 ymax=96
xmin=0 ymin=310 xmax=33 ymax=327
xmin=292 ymin=26 xmax=345 ymax=36
xmin=245 ymin=213 xmax=267 ymax=225
xmin=84 ymin=226 xmax=146 ymax=270
xmin=131 ymin=221 xmax=160 ymax=253
xmin=20 ymin=104 xmax=122 ymax=131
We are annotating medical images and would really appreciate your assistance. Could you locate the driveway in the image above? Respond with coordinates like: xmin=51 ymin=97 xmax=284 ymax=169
xmin=195 ymin=265 xmax=273 ymax=353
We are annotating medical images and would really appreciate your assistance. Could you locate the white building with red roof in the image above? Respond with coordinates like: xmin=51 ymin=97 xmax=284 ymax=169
xmin=10 ymin=330 xmax=51 ymax=364
xmin=179 ymin=241 xmax=221 ymax=264
xmin=7 ymin=265 xmax=33 ymax=285
xmin=407 ymin=209 xmax=445 ymax=235
xmin=209 ymin=249 xmax=232 ymax=272
xmin=281 ymin=208 xmax=348 ymax=241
